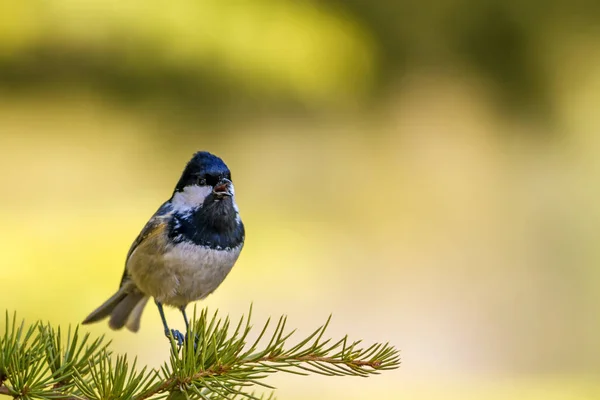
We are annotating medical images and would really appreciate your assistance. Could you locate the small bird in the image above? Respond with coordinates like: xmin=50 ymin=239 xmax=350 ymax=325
xmin=82 ymin=151 xmax=245 ymax=344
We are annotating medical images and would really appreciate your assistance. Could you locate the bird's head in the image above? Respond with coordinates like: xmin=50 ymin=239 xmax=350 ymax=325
xmin=171 ymin=151 xmax=236 ymax=212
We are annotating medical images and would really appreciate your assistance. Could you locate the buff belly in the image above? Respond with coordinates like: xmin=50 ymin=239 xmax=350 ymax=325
xmin=127 ymin=240 xmax=242 ymax=308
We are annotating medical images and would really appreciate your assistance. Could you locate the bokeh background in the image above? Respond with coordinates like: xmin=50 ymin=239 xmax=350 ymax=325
xmin=1 ymin=1 xmax=600 ymax=399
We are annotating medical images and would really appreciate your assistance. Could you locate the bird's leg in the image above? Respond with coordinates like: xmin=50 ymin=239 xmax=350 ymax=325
xmin=180 ymin=306 xmax=190 ymax=331
xmin=180 ymin=306 xmax=198 ymax=349
xmin=155 ymin=300 xmax=185 ymax=346
xmin=179 ymin=306 xmax=200 ymax=350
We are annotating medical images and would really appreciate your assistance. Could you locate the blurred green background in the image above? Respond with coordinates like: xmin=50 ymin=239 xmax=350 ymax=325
xmin=1 ymin=0 xmax=600 ymax=399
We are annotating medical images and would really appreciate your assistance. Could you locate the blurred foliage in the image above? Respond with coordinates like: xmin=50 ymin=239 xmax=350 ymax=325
xmin=0 ymin=0 xmax=375 ymax=115
xmin=324 ymin=0 xmax=597 ymax=110
xmin=1 ymin=0 xmax=600 ymax=121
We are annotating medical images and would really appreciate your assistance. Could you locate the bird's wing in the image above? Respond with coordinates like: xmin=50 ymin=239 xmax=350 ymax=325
xmin=119 ymin=201 xmax=173 ymax=288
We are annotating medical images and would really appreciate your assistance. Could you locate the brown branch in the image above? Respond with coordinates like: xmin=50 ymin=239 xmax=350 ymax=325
xmin=133 ymin=353 xmax=387 ymax=400
xmin=134 ymin=379 xmax=173 ymax=400
xmin=133 ymin=365 xmax=232 ymax=400
xmin=293 ymin=355 xmax=381 ymax=367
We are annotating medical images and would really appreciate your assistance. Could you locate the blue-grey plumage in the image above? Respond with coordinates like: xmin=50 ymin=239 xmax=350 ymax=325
xmin=82 ymin=152 xmax=245 ymax=341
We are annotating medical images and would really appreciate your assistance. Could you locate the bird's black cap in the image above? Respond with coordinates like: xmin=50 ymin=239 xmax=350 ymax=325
xmin=174 ymin=151 xmax=231 ymax=192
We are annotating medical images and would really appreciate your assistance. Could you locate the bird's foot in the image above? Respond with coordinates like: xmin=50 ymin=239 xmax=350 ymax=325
xmin=164 ymin=328 xmax=186 ymax=346
xmin=178 ymin=331 xmax=199 ymax=351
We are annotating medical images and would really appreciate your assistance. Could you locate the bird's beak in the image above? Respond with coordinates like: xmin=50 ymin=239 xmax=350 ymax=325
xmin=213 ymin=178 xmax=233 ymax=197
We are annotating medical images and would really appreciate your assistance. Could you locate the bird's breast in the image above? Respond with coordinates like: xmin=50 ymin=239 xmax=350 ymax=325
xmin=163 ymin=241 xmax=242 ymax=306
xmin=128 ymin=240 xmax=243 ymax=308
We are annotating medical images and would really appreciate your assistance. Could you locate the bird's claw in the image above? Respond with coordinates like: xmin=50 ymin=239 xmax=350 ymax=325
xmin=164 ymin=328 xmax=200 ymax=351
xmin=165 ymin=328 xmax=185 ymax=346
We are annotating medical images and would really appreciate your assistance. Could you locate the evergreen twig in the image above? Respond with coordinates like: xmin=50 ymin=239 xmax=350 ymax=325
xmin=0 ymin=307 xmax=400 ymax=399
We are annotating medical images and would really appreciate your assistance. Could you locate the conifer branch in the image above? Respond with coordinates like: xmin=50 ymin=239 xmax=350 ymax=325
xmin=0 ymin=307 xmax=400 ymax=399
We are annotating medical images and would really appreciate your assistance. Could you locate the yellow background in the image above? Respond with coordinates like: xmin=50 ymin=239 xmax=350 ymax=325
xmin=1 ymin=1 xmax=600 ymax=399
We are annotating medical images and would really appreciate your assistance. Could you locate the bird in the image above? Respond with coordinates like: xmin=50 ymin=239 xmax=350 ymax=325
xmin=82 ymin=151 xmax=245 ymax=345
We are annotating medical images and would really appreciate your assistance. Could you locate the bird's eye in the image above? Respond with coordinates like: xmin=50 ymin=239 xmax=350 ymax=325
xmin=197 ymin=176 xmax=207 ymax=186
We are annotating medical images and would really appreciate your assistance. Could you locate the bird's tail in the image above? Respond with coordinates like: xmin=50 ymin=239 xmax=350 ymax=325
xmin=82 ymin=290 xmax=149 ymax=332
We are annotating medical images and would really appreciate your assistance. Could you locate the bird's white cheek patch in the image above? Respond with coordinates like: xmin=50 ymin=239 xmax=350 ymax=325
xmin=172 ymin=185 xmax=212 ymax=211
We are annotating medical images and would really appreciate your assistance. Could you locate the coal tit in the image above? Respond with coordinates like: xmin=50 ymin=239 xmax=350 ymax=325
xmin=82 ymin=151 xmax=245 ymax=344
